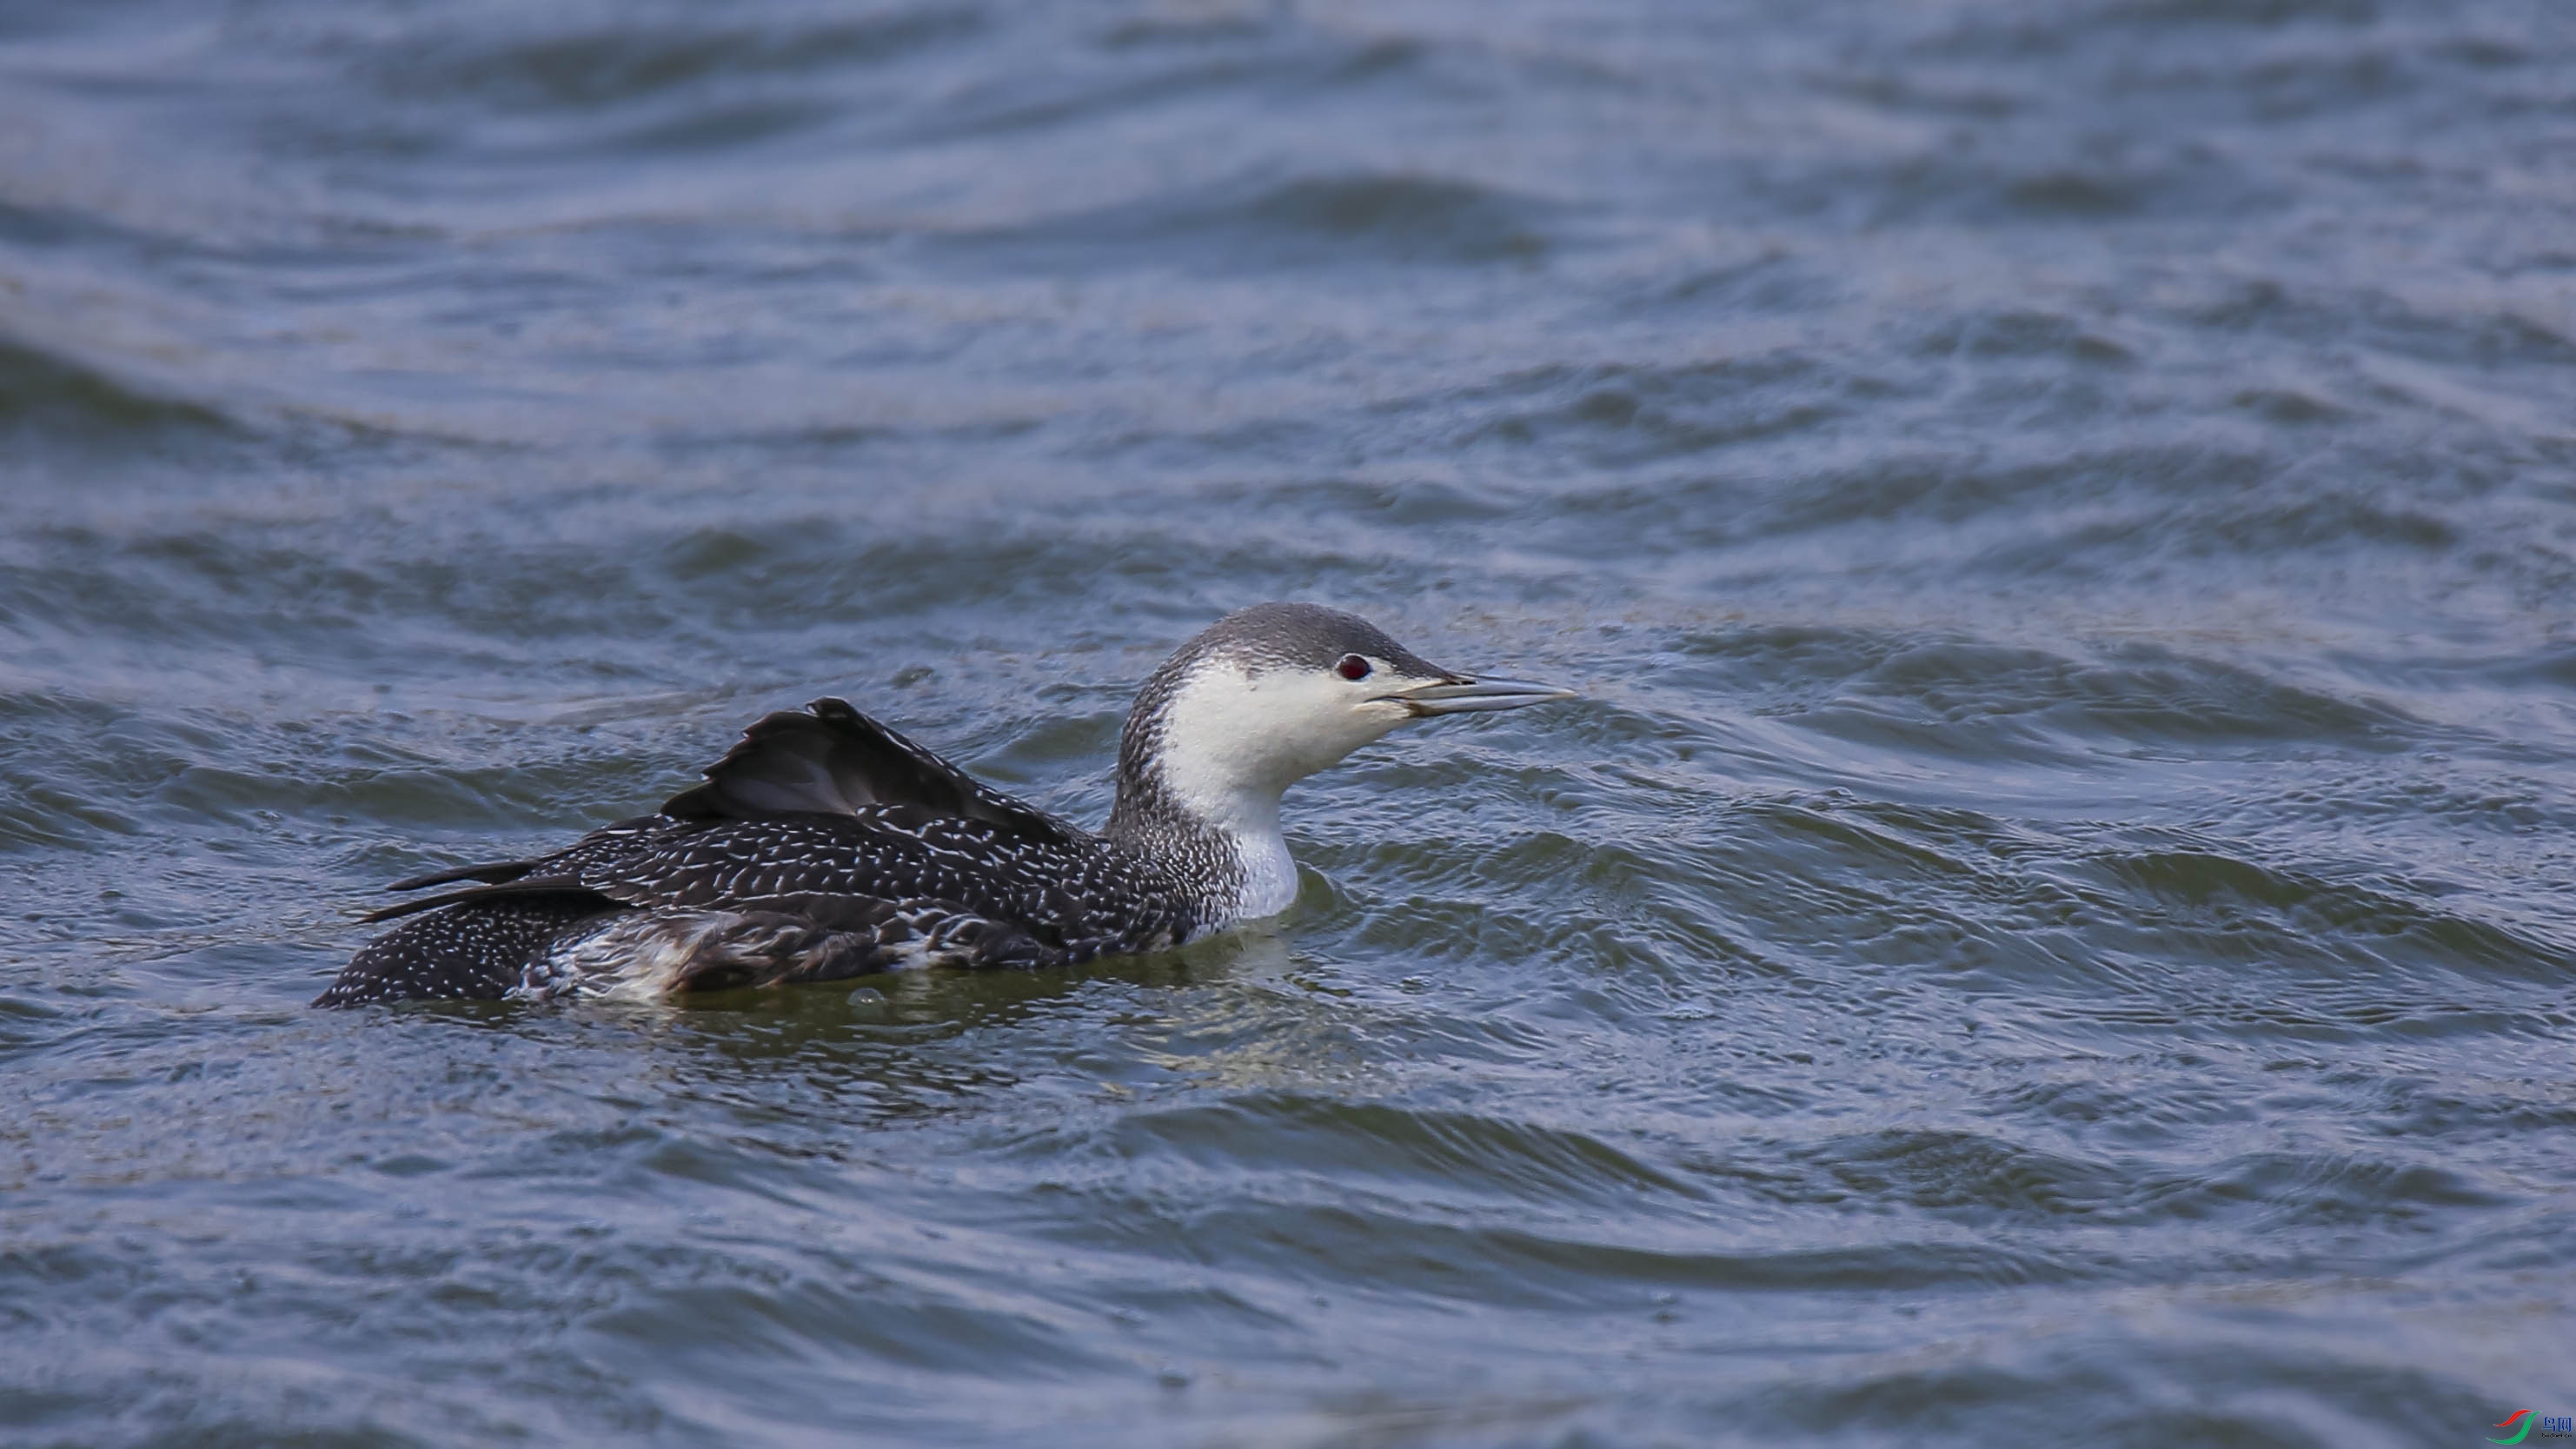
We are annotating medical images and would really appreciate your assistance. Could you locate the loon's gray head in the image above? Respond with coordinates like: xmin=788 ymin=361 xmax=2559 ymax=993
xmin=1107 ymin=602 xmax=1574 ymax=921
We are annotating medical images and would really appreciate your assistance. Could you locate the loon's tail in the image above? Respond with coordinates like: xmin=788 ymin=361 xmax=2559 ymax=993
xmin=382 ymin=856 xmax=542 ymax=894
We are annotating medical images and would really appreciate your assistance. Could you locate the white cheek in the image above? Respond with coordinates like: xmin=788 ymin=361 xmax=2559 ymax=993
xmin=1157 ymin=663 xmax=1400 ymax=820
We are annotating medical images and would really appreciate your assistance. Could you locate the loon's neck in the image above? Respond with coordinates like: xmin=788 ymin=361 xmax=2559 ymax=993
xmin=1105 ymin=766 xmax=1298 ymax=925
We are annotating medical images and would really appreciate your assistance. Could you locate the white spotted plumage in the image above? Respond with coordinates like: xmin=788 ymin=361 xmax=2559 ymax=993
xmin=317 ymin=603 xmax=1572 ymax=1005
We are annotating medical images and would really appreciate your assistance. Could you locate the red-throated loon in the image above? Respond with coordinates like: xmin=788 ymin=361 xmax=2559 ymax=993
xmin=315 ymin=603 xmax=1575 ymax=1005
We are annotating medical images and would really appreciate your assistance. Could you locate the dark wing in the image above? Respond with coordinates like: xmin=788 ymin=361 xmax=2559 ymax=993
xmin=348 ymin=809 xmax=1188 ymax=995
xmin=365 ymin=815 xmax=682 ymax=922
xmin=363 ymin=811 xmax=1141 ymax=942
xmin=374 ymin=698 xmax=1085 ymax=910
xmin=659 ymin=697 xmax=1082 ymax=846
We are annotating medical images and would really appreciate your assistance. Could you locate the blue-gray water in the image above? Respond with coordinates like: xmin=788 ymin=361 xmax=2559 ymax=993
xmin=5 ymin=2 xmax=2574 ymax=1445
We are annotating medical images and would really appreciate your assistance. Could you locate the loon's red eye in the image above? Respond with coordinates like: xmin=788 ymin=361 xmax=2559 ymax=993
xmin=1336 ymin=655 xmax=1371 ymax=681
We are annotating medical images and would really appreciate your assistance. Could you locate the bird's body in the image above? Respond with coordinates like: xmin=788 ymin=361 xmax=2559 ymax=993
xmin=315 ymin=603 xmax=1571 ymax=1006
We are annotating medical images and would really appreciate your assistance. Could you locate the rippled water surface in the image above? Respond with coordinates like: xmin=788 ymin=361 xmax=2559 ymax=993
xmin=6 ymin=1 xmax=2576 ymax=1445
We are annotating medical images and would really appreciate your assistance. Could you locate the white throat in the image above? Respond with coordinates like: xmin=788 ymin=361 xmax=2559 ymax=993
xmin=1177 ymin=783 xmax=1298 ymax=922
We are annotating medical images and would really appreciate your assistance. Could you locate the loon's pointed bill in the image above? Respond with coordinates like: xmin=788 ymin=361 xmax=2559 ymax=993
xmin=315 ymin=601 xmax=1577 ymax=1006
xmin=1390 ymin=676 xmax=1577 ymax=715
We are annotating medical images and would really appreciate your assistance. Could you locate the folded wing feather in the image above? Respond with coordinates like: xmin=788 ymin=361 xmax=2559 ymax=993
xmin=658 ymin=697 xmax=1080 ymax=843
xmin=368 ymin=698 xmax=1086 ymax=922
